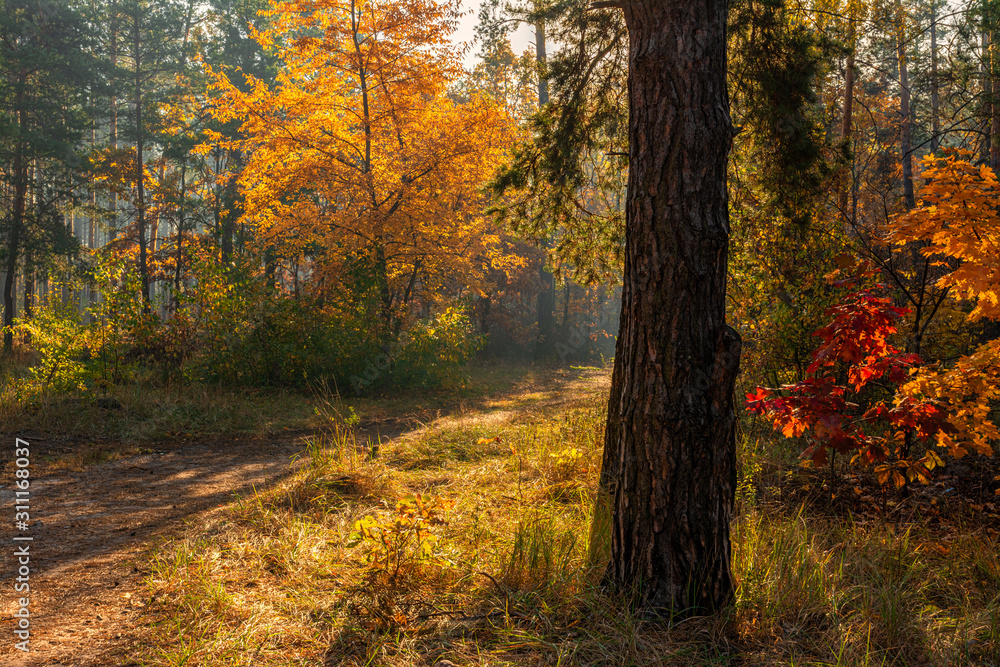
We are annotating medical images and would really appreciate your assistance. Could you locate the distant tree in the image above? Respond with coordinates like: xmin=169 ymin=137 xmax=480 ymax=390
xmin=94 ymin=0 xmax=189 ymax=311
xmin=205 ymin=0 xmax=515 ymax=348
xmin=0 ymin=0 xmax=91 ymax=351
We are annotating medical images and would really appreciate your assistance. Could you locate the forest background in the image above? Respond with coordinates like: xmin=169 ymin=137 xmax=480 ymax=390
xmin=7 ymin=0 xmax=1000 ymax=663
xmin=5 ymin=0 xmax=1000 ymax=488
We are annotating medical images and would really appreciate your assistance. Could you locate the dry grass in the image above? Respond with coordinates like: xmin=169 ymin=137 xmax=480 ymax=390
xmin=134 ymin=367 xmax=1000 ymax=666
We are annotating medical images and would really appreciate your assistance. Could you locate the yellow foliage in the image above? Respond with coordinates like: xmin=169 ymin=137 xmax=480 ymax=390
xmin=203 ymin=0 xmax=518 ymax=332
xmin=899 ymin=339 xmax=1000 ymax=458
xmin=889 ymin=150 xmax=1000 ymax=459
xmin=890 ymin=150 xmax=1000 ymax=322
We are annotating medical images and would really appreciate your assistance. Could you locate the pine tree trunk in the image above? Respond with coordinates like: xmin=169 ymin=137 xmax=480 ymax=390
xmin=840 ymin=14 xmax=855 ymax=229
xmin=930 ymin=1 xmax=940 ymax=153
xmin=109 ymin=0 xmax=118 ymax=242
xmin=599 ymin=0 xmax=741 ymax=615
xmin=534 ymin=14 xmax=555 ymax=359
xmin=174 ymin=163 xmax=186 ymax=309
xmin=983 ymin=29 xmax=991 ymax=165
xmin=133 ymin=15 xmax=150 ymax=312
xmin=22 ymin=250 xmax=32 ymax=322
xmin=992 ymin=29 xmax=1000 ymax=172
xmin=897 ymin=0 xmax=915 ymax=209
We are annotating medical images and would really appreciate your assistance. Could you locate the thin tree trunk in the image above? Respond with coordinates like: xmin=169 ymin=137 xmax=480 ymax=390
xmin=151 ymin=161 xmax=165 ymax=263
xmin=930 ymin=1 xmax=940 ymax=153
xmin=133 ymin=14 xmax=150 ymax=312
xmin=109 ymin=0 xmax=118 ymax=242
xmin=992 ymin=29 xmax=1000 ymax=172
xmin=220 ymin=172 xmax=237 ymax=261
xmin=4 ymin=78 xmax=27 ymax=353
xmin=840 ymin=17 xmax=855 ymax=229
xmin=535 ymin=15 xmax=549 ymax=106
xmin=562 ymin=282 xmax=572 ymax=333
xmin=599 ymin=0 xmax=741 ymax=615
xmin=22 ymin=250 xmax=32 ymax=322
xmin=535 ymin=13 xmax=555 ymax=359
xmin=984 ymin=28 xmax=992 ymax=164
xmin=897 ymin=0 xmax=915 ymax=209
xmin=174 ymin=163 xmax=185 ymax=308
xmin=88 ymin=111 xmax=97 ymax=316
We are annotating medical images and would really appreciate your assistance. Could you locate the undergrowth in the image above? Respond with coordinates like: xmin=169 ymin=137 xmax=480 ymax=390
xmin=136 ymin=374 xmax=1000 ymax=666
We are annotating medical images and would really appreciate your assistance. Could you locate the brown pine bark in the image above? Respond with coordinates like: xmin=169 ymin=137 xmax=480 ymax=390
xmin=599 ymin=0 xmax=741 ymax=615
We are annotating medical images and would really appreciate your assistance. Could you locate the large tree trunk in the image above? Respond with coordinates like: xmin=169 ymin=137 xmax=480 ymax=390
xmin=599 ymin=0 xmax=741 ymax=615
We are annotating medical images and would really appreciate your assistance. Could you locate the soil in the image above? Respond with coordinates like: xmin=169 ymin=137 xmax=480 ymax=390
xmin=0 ymin=434 xmax=309 ymax=667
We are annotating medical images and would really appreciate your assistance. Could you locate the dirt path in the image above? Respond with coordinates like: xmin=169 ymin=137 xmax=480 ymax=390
xmin=0 ymin=366 xmax=612 ymax=666
xmin=0 ymin=435 xmax=308 ymax=666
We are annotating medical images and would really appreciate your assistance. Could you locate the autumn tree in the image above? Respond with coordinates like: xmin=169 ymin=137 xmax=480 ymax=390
xmin=193 ymin=0 xmax=276 ymax=262
xmin=889 ymin=151 xmax=1000 ymax=456
xmin=751 ymin=153 xmax=1000 ymax=488
xmin=205 ymin=0 xmax=515 ymax=351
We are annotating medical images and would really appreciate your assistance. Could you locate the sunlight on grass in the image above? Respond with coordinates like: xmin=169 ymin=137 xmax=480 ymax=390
xmin=135 ymin=373 xmax=1000 ymax=666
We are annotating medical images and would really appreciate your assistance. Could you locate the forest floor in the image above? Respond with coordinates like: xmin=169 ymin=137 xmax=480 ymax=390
xmin=0 ymin=364 xmax=608 ymax=666
xmin=0 ymin=364 xmax=999 ymax=665
xmin=0 ymin=433 xmax=304 ymax=666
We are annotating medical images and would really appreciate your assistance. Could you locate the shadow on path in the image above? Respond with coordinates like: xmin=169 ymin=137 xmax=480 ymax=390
xmin=0 ymin=436 xmax=304 ymax=666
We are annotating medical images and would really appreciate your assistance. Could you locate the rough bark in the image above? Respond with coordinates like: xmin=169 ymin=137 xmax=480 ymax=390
xmin=599 ymin=0 xmax=741 ymax=615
